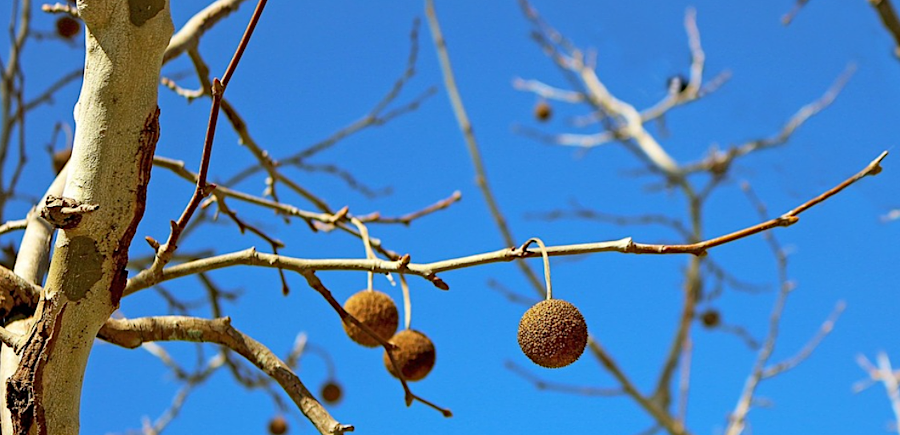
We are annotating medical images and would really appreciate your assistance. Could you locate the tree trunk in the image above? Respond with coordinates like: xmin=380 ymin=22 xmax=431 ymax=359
xmin=2 ymin=1 xmax=173 ymax=433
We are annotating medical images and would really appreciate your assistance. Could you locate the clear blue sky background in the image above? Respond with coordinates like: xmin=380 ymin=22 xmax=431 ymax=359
xmin=3 ymin=0 xmax=900 ymax=434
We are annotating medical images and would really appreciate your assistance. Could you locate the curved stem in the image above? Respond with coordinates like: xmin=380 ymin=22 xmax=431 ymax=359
xmin=521 ymin=238 xmax=552 ymax=300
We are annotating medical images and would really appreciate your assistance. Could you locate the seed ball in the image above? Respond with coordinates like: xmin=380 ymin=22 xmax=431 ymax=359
xmin=700 ymin=309 xmax=720 ymax=328
xmin=534 ymin=101 xmax=552 ymax=122
xmin=342 ymin=290 xmax=399 ymax=347
xmin=267 ymin=415 xmax=288 ymax=435
xmin=320 ymin=380 xmax=343 ymax=404
xmin=517 ymin=299 xmax=588 ymax=369
xmin=383 ymin=329 xmax=436 ymax=381
xmin=55 ymin=16 xmax=80 ymax=40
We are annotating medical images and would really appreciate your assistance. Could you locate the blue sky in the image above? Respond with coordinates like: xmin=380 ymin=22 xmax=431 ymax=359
xmin=4 ymin=0 xmax=900 ymax=434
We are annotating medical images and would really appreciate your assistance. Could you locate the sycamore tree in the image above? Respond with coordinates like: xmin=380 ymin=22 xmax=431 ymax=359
xmin=0 ymin=1 xmax=896 ymax=434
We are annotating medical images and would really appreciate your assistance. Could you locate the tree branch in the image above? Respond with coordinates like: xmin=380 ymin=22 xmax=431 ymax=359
xmin=162 ymin=0 xmax=250 ymax=65
xmin=870 ymin=0 xmax=900 ymax=58
xmin=125 ymin=150 xmax=887 ymax=296
xmin=99 ymin=316 xmax=353 ymax=434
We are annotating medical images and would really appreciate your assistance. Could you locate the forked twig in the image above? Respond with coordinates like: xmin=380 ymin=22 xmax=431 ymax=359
xmin=147 ymin=0 xmax=268 ymax=277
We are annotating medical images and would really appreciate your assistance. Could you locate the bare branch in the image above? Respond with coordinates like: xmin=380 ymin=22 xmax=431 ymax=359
xmin=358 ymin=190 xmax=462 ymax=225
xmin=163 ymin=0 xmax=250 ymax=65
xmin=682 ymin=65 xmax=855 ymax=175
xmin=18 ymin=68 xmax=82 ymax=115
xmin=126 ymin=150 xmax=887 ymax=296
xmin=782 ymin=0 xmax=812 ymax=25
xmin=877 ymin=353 xmax=900 ymax=434
xmin=505 ymin=361 xmax=622 ymax=397
xmin=587 ymin=337 xmax=690 ymax=435
xmin=517 ymin=0 xmax=680 ymax=176
xmin=762 ymin=301 xmax=845 ymax=378
xmin=99 ymin=317 xmax=353 ymax=434
xmin=870 ymin=0 xmax=900 ymax=58
xmin=148 ymin=0 xmax=268 ymax=278
xmin=857 ymin=353 xmax=900 ymax=432
xmin=0 ymin=219 xmax=26 ymax=235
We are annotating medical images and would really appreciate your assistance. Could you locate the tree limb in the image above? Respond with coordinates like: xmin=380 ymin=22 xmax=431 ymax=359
xmin=99 ymin=316 xmax=353 ymax=435
xmin=125 ymin=150 xmax=887 ymax=296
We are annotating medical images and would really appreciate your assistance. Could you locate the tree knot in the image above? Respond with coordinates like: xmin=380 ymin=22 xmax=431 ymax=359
xmin=40 ymin=196 xmax=100 ymax=229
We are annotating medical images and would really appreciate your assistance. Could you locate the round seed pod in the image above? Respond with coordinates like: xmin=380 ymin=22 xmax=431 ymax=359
xmin=267 ymin=415 xmax=288 ymax=435
xmin=320 ymin=380 xmax=343 ymax=404
xmin=342 ymin=290 xmax=399 ymax=347
xmin=383 ymin=329 xmax=436 ymax=381
xmin=518 ymin=299 xmax=587 ymax=368
xmin=534 ymin=101 xmax=552 ymax=122
xmin=55 ymin=16 xmax=80 ymax=40
xmin=700 ymin=309 xmax=720 ymax=328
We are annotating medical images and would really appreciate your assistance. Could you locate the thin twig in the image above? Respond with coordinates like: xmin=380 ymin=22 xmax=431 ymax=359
xmin=782 ymin=0 xmax=812 ymax=25
xmin=681 ymin=65 xmax=856 ymax=175
xmin=505 ymin=361 xmax=622 ymax=397
xmin=761 ymin=301 xmax=845 ymax=378
xmin=147 ymin=0 xmax=268 ymax=278
xmin=358 ymin=190 xmax=462 ymax=225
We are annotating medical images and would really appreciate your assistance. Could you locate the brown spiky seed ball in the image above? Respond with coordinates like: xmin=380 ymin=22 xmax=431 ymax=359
xmin=383 ymin=329 xmax=436 ymax=381
xmin=342 ymin=290 xmax=399 ymax=347
xmin=518 ymin=299 xmax=588 ymax=368
xmin=700 ymin=309 xmax=720 ymax=328
xmin=320 ymin=380 xmax=343 ymax=404
xmin=267 ymin=415 xmax=288 ymax=435
xmin=534 ymin=101 xmax=552 ymax=122
xmin=55 ymin=16 xmax=80 ymax=40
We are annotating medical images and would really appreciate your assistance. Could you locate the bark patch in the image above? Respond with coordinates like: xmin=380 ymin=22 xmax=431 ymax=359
xmin=128 ymin=0 xmax=164 ymax=27
xmin=62 ymin=236 xmax=103 ymax=301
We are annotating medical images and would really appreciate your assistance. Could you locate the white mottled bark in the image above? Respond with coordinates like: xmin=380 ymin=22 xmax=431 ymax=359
xmin=2 ymin=1 xmax=172 ymax=433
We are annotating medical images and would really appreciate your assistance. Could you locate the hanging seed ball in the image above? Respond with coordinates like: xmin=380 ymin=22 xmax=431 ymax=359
xmin=55 ymin=16 xmax=80 ymax=40
xmin=518 ymin=299 xmax=588 ymax=369
xmin=700 ymin=309 xmax=721 ymax=328
xmin=267 ymin=415 xmax=288 ymax=435
xmin=320 ymin=380 xmax=343 ymax=404
xmin=534 ymin=100 xmax=552 ymax=122
xmin=383 ymin=329 xmax=436 ymax=381
xmin=342 ymin=290 xmax=399 ymax=347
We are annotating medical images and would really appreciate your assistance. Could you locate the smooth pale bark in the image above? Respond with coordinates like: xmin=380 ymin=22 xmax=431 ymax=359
xmin=2 ymin=1 xmax=172 ymax=433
